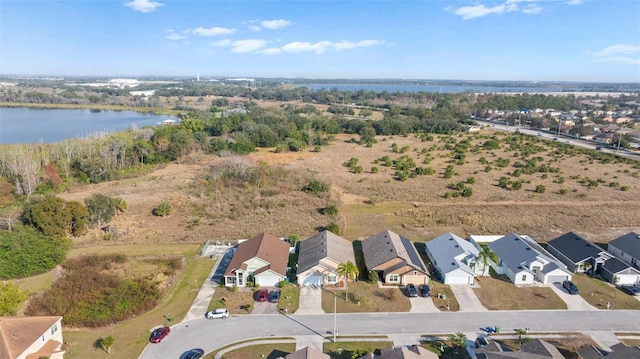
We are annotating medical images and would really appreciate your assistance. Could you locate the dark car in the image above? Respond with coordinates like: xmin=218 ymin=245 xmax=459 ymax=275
xmin=420 ymin=284 xmax=431 ymax=297
xmin=257 ymin=288 xmax=269 ymax=302
xmin=620 ymin=285 xmax=640 ymax=296
xmin=149 ymin=326 xmax=170 ymax=343
xmin=475 ymin=336 xmax=489 ymax=348
xmin=269 ymin=290 xmax=281 ymax=303
xmin=406 ymin=283 xmax=418 ymax=297
xmin=562 ymin=280 xmax=579 ymax=295
xmin=184 ymin=348 xmax=205 ymax=359
xmin=596 ymin=146 xmax=602 ymax=150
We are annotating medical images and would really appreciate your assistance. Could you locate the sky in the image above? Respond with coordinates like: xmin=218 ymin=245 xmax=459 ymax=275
xmin=1 ymin=0 xmax=639 ymax=82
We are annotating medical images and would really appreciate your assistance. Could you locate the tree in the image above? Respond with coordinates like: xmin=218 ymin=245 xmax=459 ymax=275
xmin=514 ymin=328 xmax=528 ymax=344
xmin=0 ymin=225 xmax=69 ymax=279
xmin=0 ymin=282 xmax=27 ymax=316
xmin=23 ymin=196 xmax=88 ymax=237
xmin=100 ymin=336 xmax=114 ymax=354
xmin=84 ymin=193 xmax=116 ymax=228
xmin=448 ymin=332 xmax=467 ymax=354
xmin=359 ymin=126 xmax=377 ymax=147
xmin=475 ymin=246 xmax=498 ymax=276
xmin=337 ymin=260 xmax=359 ymax=301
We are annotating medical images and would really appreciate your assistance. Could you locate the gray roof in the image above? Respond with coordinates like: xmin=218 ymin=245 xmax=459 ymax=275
xmin=548 ymin=232 xmax=605 ymax=264
xmin=362 ymin=230 xmax=427 ymax=273
xmin=297 ymin=230 xmax=355 ymax=274
xmin=578 ymin=343 xmax=640 ymax=359
xmin=601 ymin=257 xmax=640 ymax=275
xmin=520 ymin=339 xmax=564 ymax=359
xmin=609 ymin=232 xmax=640 ymax=259
xmin=425 ymin=232 xmax=478 ymax=275
xmin=488 ymin=233 xmax=567 ymax=276
xmin=477 ymin=339 xmax=563 ymax=359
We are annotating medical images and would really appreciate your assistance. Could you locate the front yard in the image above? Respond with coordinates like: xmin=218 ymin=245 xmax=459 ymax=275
xmin=571 ymin=273 xmax=640 ymax=310
xmin=321 ymin=281 xmax=411 ymax=313
xmin=473 ymin=271 xmax=567 ymax=310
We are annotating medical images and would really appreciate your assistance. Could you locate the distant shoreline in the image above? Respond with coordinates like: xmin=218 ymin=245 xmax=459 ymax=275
xmin=0 ymin=102 xmax=179 ymax=115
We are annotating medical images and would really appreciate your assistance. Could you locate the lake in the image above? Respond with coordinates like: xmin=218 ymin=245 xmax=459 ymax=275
xmin=294 ymin=83 xmax=568 ymax=93
xmin=0 ymin=108 xmax=178 ymax=144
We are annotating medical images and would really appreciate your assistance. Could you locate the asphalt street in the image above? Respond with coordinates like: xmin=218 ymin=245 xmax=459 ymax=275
xmin=139 ymin=310 xmax=640 ymax=359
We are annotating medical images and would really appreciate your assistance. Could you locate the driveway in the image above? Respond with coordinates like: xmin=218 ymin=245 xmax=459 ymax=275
xmin=449 ymin=285 xmax=488 ymax=312
xmin=295 ymin=286 xmax=324 ymax=315
xmin=549 ymin=282 xmax=598 ymax=311
xmin=252 ymin=300 xmax=279 ymax=314
xmin=409 ymin=296 xmax=439 ymax=313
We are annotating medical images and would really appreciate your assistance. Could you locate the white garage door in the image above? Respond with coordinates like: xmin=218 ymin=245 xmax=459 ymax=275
xmin=616 ymin=274 xmax=640 ymax=285
xmin=301 ymin=275 xmax=323 ymax=286
xmin=546 ymin=275 xmax=569 ymax=284
xmin=256 ymin=276 xmax=281 ymax=287
xmin=445 ymin=275 xmax=473 ymax=285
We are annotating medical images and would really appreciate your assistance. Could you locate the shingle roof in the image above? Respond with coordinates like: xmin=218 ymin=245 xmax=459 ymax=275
xmin=601 ymin=257 xmax=640 ymax=275
xmin=548 ymin=232 xmax=605 ymax=264
xmin=224 ymin=232 xmax=290 ymax=277
xmin=362 ymin=230 xmax=427 ymax=273
xmin=297 ymin=230 xmax=355 ymax=274
xmin=488 ymin=233 xmax=541 ymax=271
xmin=425 ymin=232 xmax=478 ymax=276
xmin=477 ymin=339 xmax=563 ymax=359
xmin=609 ymin=232 xmax=640 ymax=260
xmin=0 ymin=316 xmax=62 ymax=359
xmin=577 ymin=343 xmax=640 ymax=359
xmin=284 ymin=346 xmax=330 ymax=359
xmin=520 ymin=339 xmax=564 ymax=359
xmin=368 ymin=345 xmax=439 ymax=359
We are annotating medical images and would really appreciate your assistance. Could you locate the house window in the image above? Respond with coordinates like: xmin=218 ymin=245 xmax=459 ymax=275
xmin=521 ymin=274 xmax=527 ymax=281
xmin=389 ymin=274 xmax=399 ymax=282
xmin=51 ymin=324 xmax=58 ymax=335
xmin=327 ymin=275 xmax=337 ymax=283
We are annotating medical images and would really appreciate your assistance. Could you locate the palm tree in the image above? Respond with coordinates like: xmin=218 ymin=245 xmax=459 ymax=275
xmin=514 ymin=328 xmax=527 ymax=345
xmin=448 ymin=332 xmax=467 ymax=354
xmin=337 ymin=260 xmax=359 ymax=301
xmin=100 ymin=336 xmax=114 ymax=354
xmin=475 ymin=246 xmax=498 ymax=276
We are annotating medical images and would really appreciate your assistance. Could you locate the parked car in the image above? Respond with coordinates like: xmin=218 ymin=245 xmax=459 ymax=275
xmin=257 ymin=288 xmax=269 ymax=302
xmin=184 ymin=348 xmax=205 ymax=359
xmin=620 ymin=285 xmax=640 ymax=296
xmin=269 ymin=290 xmax=281 ymax=303
xmin=149 ymin=326 xmax=170 ymax=343
xmin=420 ymin=284 xmax=431 ymax=297
xmin=596 ymin=146 xmax=602 ymax=150
xmin=406 ymin=283 xmax=418 ymax=297
xmin=205 ymin=308 xmax=229 ymax=319
xmin=562 ymin=280 xmax=580 ymax=295
xmin=475 ymin=336 xmax=489 ymax=348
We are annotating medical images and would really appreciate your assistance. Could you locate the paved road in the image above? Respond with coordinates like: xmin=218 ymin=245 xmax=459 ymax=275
xmin=139 ymin=310 xmax=640 ymax=359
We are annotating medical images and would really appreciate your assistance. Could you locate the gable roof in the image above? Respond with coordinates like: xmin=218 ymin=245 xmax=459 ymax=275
xmin=520 ymin=339 xmax=564 ymax=359
xmin=361 ymin=345 xmax=438 ymax=359
xmin=548 ymin=232 xmax=606 ymax=263
xmin=488 ymin=233 xmax=568 ymax=276
xmin=0 ymin=316 xmax=62 ymax=359
xmin=224 ymin=232 xmax=290 ymax=277
xmin=425 ymin=232 xmax=479 ymax=276
xmin=476 ymin=339 xmax=563 ymax=359
xmin=609 ymin=232 xmax=640 ymax=259
xmin=283 ymin=346 xmax=330 ymax=359
xmin=578 ymin=343 xmax=640 ymax=359
xmin=297 ymin=230 xmax=355 ymax=274
xmin=362 ymin=230 xmax=427 ymax=274
xmin=601 ymin=257 xmax=640 ymax=275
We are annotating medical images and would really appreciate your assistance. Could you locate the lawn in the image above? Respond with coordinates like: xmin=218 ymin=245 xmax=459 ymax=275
xmin=324 ymin=340 xmax=394 ymax=359
xmin=277 ymin=283 xmax=300 ymax=313
xmin=62 ymin=255 xmax=214 ymax=359
xmin=429 ymin=281 xmax=460 ymax=312
xmin=208 ymin=286 xmax=256 ymax=314
xmin=321 ymin=281 xmax=411 ymax=313
xmin=217 ymin=342 xmax=296 ymax=359
xmin=571 ymin=273 xmax=640 ymax=310
xmin=473 ymin=270 xmax=567 ymax=310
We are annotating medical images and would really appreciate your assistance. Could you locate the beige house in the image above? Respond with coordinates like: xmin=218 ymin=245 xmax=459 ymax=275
xmin=223 ymin=232 xmax=291 ymax=287
xmin=362 ymin=230 xmax=429 ymax=285
xmin=0 ymin=316 xmax=64 ymax=359
xmin=296 ymin=230 xmax=356 ymax=286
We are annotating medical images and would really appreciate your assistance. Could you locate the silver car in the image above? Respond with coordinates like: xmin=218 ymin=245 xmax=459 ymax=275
xmin=205 ymin=308 xmax=229 ymax=319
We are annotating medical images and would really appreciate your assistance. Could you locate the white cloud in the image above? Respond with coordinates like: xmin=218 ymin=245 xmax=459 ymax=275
xmin=165 ymin=32 xmax=187 ymax=41
xmin=260 ymin=19 xmax=291 ymax=30
xmin=567 ymin=0 xmax=583 ymax=5
xmin=249 ymin=25 xmax=262 ymax=32
xmin=260 ymin=48 xmax=282 ymax=55
xmin=124 ymin=0 xmax=164 ymax=13
xmin=522 ymin=4 xmax=543 ymax=14
xmin=211 ymin=39 xmax=232 ymax=47
xmin=231 ymin=39 xmax=266 ymax=53
xmin=588 ymin=44 xmax=640 ymax=65
xmin=450 ymin=0 xmax=550 ymax=20
xmin=282 ymin=41 xmax=333 ymax=54
xmin=333 ymin=40 xmax=382 ymax=51
xmin=191 ymin=26 xmax=236 ymax=37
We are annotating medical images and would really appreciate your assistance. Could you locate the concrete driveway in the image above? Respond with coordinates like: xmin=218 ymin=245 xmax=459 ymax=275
xmin=295 ymin=286 xmax=324 ymax=315
xmin=549 ymin=282 xmax=598 ymax=311
xmin=409 ymin=296 xmax=439 ymax=312
xmin=252 ymin=300 xmax=279 ymax=314
xmin=449 ymin=285 xmax=488 ymax=312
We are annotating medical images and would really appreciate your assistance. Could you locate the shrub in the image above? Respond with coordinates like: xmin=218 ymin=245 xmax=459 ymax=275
xmin=23 ymin=196 xmax=88 ymax=237
xmin=326 ymin=222 xmax=341 ymax=235
xmin=302 ymin=179 xmax=329 ymax=194
xmin=535 ymin=185 xmax=546 ymax=193
xmin=84 ymin=193 xmax=117 ymax=228
xmin=621 ymin=185 xmax=630 ymax=191
xmin=0 ymin=225 xmax=69 ymax=279
xmin=466 ymin=176 xmax=475 ymax=184
xmin=559 ymin=188 xmax=569 ymax=195
xmin=371 ymin=166 xmax=379 ymax=173
xmin=322 ymin=205 xmax=338 ymax=216
xmin=153 ymin=202 xmax=172 ymax=217
xmin=0 ymin=282 xmax=28 ymax=316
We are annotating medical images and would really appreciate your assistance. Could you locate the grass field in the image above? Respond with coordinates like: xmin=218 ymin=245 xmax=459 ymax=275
xmin=321 ymin=281 xmax=411 ymax=313
xmin=473 ymin=271 xmax=567 ymax=310
xmin=571 ymin=274 xmax=640 ymax=310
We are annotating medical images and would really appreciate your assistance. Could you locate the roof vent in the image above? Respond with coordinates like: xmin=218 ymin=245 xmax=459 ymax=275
xmin=455 ymin=245 xmax=459 ymax=248
xmin=451 ymin=262 xmax=456 ymax=266
xmin=449 ymin=238 xmax=454 ymax=241
xmin=526 ymin=247 xmax=531 ymax=250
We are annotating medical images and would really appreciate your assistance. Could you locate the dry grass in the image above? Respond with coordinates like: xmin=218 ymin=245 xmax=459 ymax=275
xmin=473 ymin=271 xmax=567 ymax=310
xmin=209 ymin=286 xmax=256 ymax=314
xmin=570 ymin=274 xmax=640 ymax=310
xmin=321 ymin=281 xmax=411 ymax=313
xmin=324 ymin=341 xmax=394 ymax=359
xmin=218 ymin=343 xmax=296 ymax=359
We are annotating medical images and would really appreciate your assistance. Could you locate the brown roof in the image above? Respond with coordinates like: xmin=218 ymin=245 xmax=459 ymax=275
xmin=224 ymin=232 xmax=290 ymax=277
xmin=284 ymin=346 xmax=330 ymax=359
xmin=0 ymin=316 xmax=62 ymax=359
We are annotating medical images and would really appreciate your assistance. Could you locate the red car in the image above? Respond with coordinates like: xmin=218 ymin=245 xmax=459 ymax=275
xmin=257 ymin=289 xmax=268 ymax=302
xmin=149 ymin=326 xmax=170 ymax=343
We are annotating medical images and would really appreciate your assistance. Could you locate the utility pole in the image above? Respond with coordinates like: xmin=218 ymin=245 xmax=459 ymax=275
xmin=617 ymin=131 xmax=623 ymax=154
xmin=333 ymin=295 xmax=337 ymax=342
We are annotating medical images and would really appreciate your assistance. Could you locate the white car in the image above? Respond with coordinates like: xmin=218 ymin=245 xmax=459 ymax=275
xmin=205 ymin=308 xmax=229 ymax=319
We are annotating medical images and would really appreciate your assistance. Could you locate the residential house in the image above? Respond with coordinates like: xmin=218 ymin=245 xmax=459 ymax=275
xmin=599 ymin=257 xmax=640 ymax=286
xmin=0 ymin=316 xmax=64 ymax=359
xmin=424 ymin=232 xmax=481 ymax=285
xmin=487 ymin=233 xmax=572 ymax=285
xmin=577 ymin=343 xmax=640 ymax=359
xmin=362 ymin=230 xmax=429 ymax=285
xmin=358 ymin=345 xmax=438 ymax=359
xmin=296 ymin=230 xmax=356 ymax=287
xmin=547 ymin=232 xmax=612 ymax=273
xmin=223 ymin=232 xmax=290 ymax=287
xmin=278 ymin=346 xmax=330 ymax=359
xmin=608 ymin=232 xmax=640 ymax=270
xmin=476 ymin=338 xmax=564 ymax=359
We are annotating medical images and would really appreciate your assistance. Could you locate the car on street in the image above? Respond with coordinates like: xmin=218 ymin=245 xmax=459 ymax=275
xmin=269 ymin=290 xmax=281 ymax=303
xmin=596 ymin=146 xmax=602 ymax=150
xmin=562 ymin=280 xmax=579 ymax=295
xmin=420 ymin=284 xmax=431 ymax=297
xmin=205 ymin=308 xmax=229 ymax=319
xmin=184 ymin=348 xmax=205 ymax=359
xmin=257 ymin=288 xmax=269 ymax=302
xmin=149 ymin=326 xmax=170 ymax=343
xmin=619 ymin=285 xmax=640 ymax=296
xmin=406 ymin=283 xmax=418 ymax=297
xmin=553 ymin=137 xmax=559 ymax=141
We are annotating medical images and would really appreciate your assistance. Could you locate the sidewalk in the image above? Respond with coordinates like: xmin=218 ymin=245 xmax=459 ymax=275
xmin=182 ymin=248 xmax=232 ymax=322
